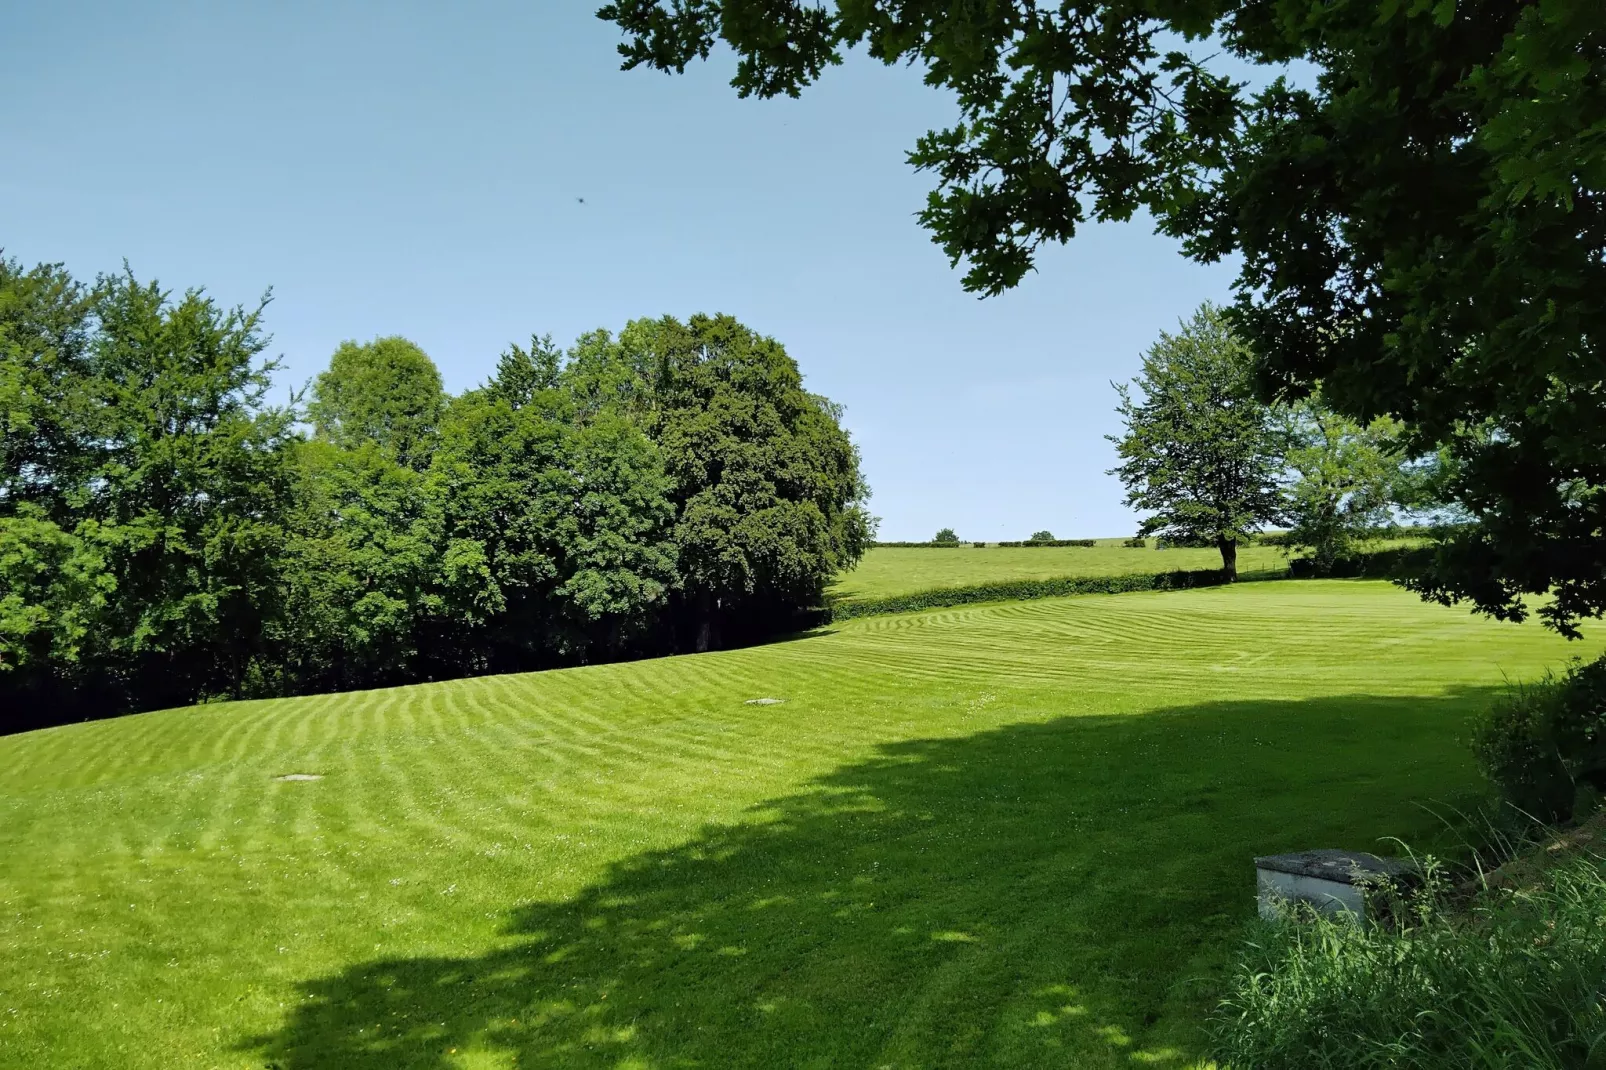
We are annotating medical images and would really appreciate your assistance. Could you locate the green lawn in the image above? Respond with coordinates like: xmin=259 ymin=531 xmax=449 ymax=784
xmin=1 ymin=581 xmax=1596 ymax=1069
xmin=828 ymin=541 xmax=1291 ymax=602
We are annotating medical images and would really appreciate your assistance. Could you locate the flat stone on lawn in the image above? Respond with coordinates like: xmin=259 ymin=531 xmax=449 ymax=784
xmin=274 ymin=773 xmax=324 ymax=781
xmin=1254 ymin=849 xmax=1415 ymax=920
xmin=744 ymin=698 xmax=785 ymax=705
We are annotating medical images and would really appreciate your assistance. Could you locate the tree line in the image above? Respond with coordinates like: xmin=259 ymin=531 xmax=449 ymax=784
xmin=0 ymin=257 xmax=874 ymax=729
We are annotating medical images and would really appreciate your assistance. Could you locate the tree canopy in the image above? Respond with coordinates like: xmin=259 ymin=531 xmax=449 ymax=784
xmin=1 ymin=256 xmax=870 ymax=729
xmin=0 ymin=262 xmax=297 ymax=716
xmin=1109 ymin=304 xmax=1282 ymax=579
xmin=308 ymin=336 xmax=446 ymax=471
xmin=1280 ymin=398 xmax=1407 ymax=576
xmin=567 ymin=314 xmax=876 ymax=650
xmin=600 ymin=0 xmax=1606 ymax=635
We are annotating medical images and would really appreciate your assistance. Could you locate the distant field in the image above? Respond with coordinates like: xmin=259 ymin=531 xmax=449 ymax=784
xmin=1 ymin=581 xmax=1595 ymax=1069
xmin=828 ymin=540 xmax=1291 ymax=601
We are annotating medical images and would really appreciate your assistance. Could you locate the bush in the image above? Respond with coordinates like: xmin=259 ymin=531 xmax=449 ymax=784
xmin=1213 ymin=856 xmax=1606 ymax=1069
xmin=869 ymin=540 xmax=965 ymax=548
xmin=973 ymin=541 xmax=988 ymax=548
xmin=1286 ymin=545 xmax=1431 ymax=579
xmin=1029 ymin=529 xmax=1055 ymax=543
xmin=1473 ymin=656 xmax=1606 ymax=825
xmin=1473 ymin=675 xmax=1578 ymax=825
xmin=827 ymin=568 xmax=1230 ymax=620
xmin=1123 ymin=536 xmax=1148 ymax=548
xmin=932 ymin=527 xmax=960 ymax=544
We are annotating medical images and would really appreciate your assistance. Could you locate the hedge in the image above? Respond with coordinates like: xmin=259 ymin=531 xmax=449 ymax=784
xmin=1287 ymin=545 xmax=1434 ymax=579
xmin=824 ymin=545 xmax=1431 ymax=622
xmin=993 ymin=538 xmax=1099 ymax=548
xmin=827 ymin=567 xmax=1239 ymax=620
xmin=869 ymin=541 xmax=968 ymax=548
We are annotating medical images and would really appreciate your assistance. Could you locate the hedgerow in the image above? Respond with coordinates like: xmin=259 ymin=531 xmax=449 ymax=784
xmin=827 ymin=568 xmax=1235 ymax=620
xmin=869 ymin=541 xmax=968 ymax=548
xmin=827 ymin=545 xmax=1425 ymax=622
xmin=994 ymin=538 xmax=1099 ymax=548
xmin=1287 ymin=546 xmax=1432 ymax=579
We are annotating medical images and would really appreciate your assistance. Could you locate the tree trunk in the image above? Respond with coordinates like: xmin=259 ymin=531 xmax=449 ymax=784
xmin=693 ymin=592 xmax=717 ymax=653
xmin=1218 ymin=536 xmax=1238 ymax=582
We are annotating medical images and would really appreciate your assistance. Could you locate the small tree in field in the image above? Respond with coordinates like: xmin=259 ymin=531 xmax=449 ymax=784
xmin=932 ymin=528 xmax=959 ymax=545
xmin=1109 ymin=305 xmax=1282 ymax=580
xmin=1029 ymin=530 xmax=1054 ymax=544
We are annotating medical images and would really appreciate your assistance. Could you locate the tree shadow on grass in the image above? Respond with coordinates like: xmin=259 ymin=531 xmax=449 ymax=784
xmin=252 ymin=690 xmax=1494 ymax=1069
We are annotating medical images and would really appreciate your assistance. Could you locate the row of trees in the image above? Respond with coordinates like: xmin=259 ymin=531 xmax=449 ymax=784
xmin=0 ymin=257 xmax=873 ymax=728
xmin=1111 ymin=305 xmax=1440 ymax=581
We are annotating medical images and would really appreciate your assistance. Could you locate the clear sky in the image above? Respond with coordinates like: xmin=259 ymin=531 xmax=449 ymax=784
xmin=2 ymin=1 xmax=1241 ymax=541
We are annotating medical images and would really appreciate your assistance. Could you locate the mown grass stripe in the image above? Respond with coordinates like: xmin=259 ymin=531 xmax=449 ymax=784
xmin=0 ymin=581 xmax=1598 ymax=1070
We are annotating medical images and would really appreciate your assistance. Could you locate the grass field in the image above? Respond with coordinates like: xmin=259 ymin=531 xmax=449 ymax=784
xmin=1 ymin=581 xmax=1597 ymax=1068
xmin=828 ymin=541 xmax=1291 ymax=602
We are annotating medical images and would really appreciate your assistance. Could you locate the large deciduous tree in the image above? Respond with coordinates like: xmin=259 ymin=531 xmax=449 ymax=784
xmin=308 ymin=336 xmax=445 ymax=471
xmin=273 ymin=439 xmax=444 ymax=695
xmin=423 ymin=360 xmax=678 ymax=674
xmin=1109 ymin=305 xmax=1282 ymax=580
xmin=0 ymin=262 xmax=298 ymax=723
xmin=600 ymin=0 xmax=1606 ymax=636
xmin=568 ymin=314 xmax=875 ymax=650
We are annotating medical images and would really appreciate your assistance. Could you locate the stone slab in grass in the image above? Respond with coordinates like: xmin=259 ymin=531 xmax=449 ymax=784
xmin=1255 ymin=849 xmax=1415 ymax=920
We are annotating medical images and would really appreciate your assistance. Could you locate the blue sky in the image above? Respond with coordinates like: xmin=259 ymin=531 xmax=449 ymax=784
xmin=2 ymin=1 xmax=1241 ymax=540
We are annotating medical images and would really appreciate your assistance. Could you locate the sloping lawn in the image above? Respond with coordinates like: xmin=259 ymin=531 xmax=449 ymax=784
xmin=0 ymin=581 xmax=1595 ymax=1068
xmin=827 ymin=542 xmax=1290 ymax=602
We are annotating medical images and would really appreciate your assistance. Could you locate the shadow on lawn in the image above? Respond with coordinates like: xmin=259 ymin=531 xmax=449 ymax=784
xmin=253 ymin=690 xmax=1494 ymax=1070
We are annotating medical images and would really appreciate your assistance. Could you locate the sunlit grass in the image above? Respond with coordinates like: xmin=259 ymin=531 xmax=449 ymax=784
xmin=0 ymin=581 xmax=1596 ymax=1068
xmin=828 ymin=541 xmax=1291 ymax=602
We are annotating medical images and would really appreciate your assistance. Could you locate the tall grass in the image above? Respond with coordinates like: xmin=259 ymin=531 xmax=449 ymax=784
xmin=1213 ymin=856 xmax=1606 ymax=1068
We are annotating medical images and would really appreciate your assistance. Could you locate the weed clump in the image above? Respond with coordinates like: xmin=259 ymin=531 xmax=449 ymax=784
xmin=1214 ymin=856 xmax=1606 ymax=1069
xmin=1473 ymin=656 xmax=1606 ymax=825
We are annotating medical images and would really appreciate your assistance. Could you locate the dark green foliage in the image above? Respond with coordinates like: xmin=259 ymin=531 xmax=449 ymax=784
xmin=871 ymin=540 xmax=965 ymax=548
xmin=272 ymin=441 xmax=443 ymax=694
xmin=308 ymin=336 xmax=445 ymax=471
xmin=422 ymin=380 xmax=677 ymax=674
xmin=1 ymin=257 xmax=868 ymax=727
xmin=1286 ymin=547 xmax=1432 ymax=582
xmin=1156 ymin=534 xmax=1217 ymax=550
xmin=1281 ymin=397 xmax=1410 ymax=576
xmin=1473 ymin=656 xmax=1606 ymax=824
xmin=0 ymin=259 xmax=98 ymax=520
xmin=1123 ymin=536 xmax=1148 ymax=548
xmin=828 ymin=568 xmax=1233 ymax=621
xmin=0 ymin=263 xmax=298 ymax=723
xmin=932 ymin=527 xmax=960 ymax=544
xmin=601 ymin=0 xmax=1606 ymax=637
xmin=567 ymin=315 xmax=874 ymax=651
xmin=996 ymin=539 xmax=1096 ymax=548
xmin=973 ymin=541 xmax=988 ymax=549
xmin=1473 ymin=677 xmax=1578 ymax=826
xmin=1214 ymin=858 xmax=1606 ymax=1069
xmin=490 ymin=334 xmax=562 ymax=407
xmin=1110 ymin=305 xmax=1284 ymax=580
xmin=1029 ymin=530 xmax=1053 ymax=543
